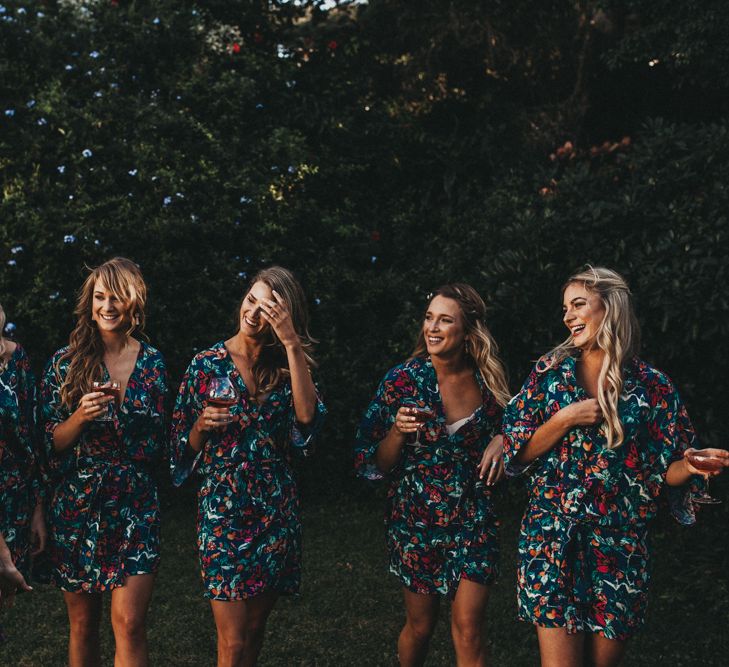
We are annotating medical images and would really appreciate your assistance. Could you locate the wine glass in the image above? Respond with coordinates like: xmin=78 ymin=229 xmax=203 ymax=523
xmin=207 ymin=376 xmax=239 ymax=426
xmin=687 ymin=450 xmax=725 ymax=505
xmin=402 ymin=400 xmax=435 ymax=447
xmin=92 ymin=380 xmax=120 ymax=422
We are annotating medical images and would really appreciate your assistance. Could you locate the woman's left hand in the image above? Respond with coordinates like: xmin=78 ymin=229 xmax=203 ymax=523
xmin=260 ymin=290 xmax=299 ymax=348
xmin=30 ymin=503 xmax=47 ymax=556
xmin=684 ymin=447 xmax=729 ymax=478
xmin=478 ymin=435 xmax=505 ymax=486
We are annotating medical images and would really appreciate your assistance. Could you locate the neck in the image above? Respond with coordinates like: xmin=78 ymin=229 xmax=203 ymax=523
xmin=101 ymin=331 xmax=130 ymax=355
xmin=578 ymin=345 xmax=605 ymax=373
xmin=430 ymin=350 xmax=469 ymax=376
xmin=230 ymin=331 xmax=264 ymax=360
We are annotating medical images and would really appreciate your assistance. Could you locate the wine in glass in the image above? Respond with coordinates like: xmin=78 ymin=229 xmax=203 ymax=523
xmin=207 ymin=376 xmax=239 ymax=426
xmin=92 ymin=380 xmax=121 ymax=422
xmin=687 ymin=450 xmax=726 ymax=505
xmin=403 ymin=401 xmax=435 ymax=446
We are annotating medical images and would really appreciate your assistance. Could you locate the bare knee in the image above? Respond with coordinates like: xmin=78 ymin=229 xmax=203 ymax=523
xmin=111 ymin=610 xmax=147 ymax=642
xmin=451 ymin=613 xmax=483 ymax=649
xmin=405 ymin=614 xmax=437 ymax=644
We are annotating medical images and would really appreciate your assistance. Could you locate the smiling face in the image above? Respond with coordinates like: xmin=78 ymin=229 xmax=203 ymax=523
xmin=423 ymin=295 xmax=468 ymax=359
xmin=239 ymin=281 xmax=274 ymax=337
xmin=562 ymin=282 xmax=606 ymax=350
xmin=91 ymin=279 xmax=131 ymax=333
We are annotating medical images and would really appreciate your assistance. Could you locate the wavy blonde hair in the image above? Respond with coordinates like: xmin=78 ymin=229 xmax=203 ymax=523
xmin=56 ymin=257 xmax=147 ymax=410
xmin=237 ymin=266 xmax=317 ymax=398
xmin=411 ymin=283 xmax=511 ymax=407
xmin=0 ymin=302 xmax=8 ymax=374
xmin=543 ymin=266 xmax=640 ymax=449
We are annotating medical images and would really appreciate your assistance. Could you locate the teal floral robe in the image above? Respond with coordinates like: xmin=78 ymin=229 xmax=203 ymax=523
xmin=41 ymin=342 xmax=168 ymax=592
xmin=355 ymin=356 xmax=502 ymax=597
xmin=0 ymin=344 xmax=41 ymax=577
xmin=503 ymin=355 xmax=703 ymax=639
xmin=170 ymin=342 xmax=326 ymax=600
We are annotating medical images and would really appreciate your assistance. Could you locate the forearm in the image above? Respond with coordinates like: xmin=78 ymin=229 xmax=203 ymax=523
xmin=665 ymin=457 xmax=693 ymax=487
xmin=374 ymin=426 xmax=406 ymax=473
xmin=286 ymin=343 xmax=317 ymax=424
xmin=515 ymin=410 xmax=572 ymax=464
xmin=187 ymin=422 xmax=208 ymax=453
xmin=0 ymin=534 xmax=12 ymax=566
xmin=51 ymin=410 xmax=87 ymax=452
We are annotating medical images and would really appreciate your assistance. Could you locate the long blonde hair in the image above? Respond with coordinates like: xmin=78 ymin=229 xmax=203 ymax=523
xmin=411 ymin=283 xmax=511 ymax=407
xmin=238 ymin=266 xmax=317 ymax=398
xmin=56 ymin=257 xmax=147 ymax=410
xmin=0 ymin=303 xmax=8 ymax=374
xmin=544 ymin=266 xmax=640 ymax=448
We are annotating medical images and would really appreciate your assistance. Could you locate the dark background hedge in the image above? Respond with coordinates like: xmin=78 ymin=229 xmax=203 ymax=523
xmin=2 ymin=0 xmax=728 ymax=495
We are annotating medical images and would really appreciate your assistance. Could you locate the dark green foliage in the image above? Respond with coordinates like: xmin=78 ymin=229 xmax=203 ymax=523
xmin=1 ymin=0 xmax=728 ymax=494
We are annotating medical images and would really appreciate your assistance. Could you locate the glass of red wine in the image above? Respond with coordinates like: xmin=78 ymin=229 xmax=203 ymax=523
xmin=207 ymin=376 xmax=239 ymax=427
xmin=686 ymin=450 xmax=725 ymax=505
xmin=92 ymin=380 xmax=120 ymax=422
xmin=403 ymin=401 xmax=435 ymax=447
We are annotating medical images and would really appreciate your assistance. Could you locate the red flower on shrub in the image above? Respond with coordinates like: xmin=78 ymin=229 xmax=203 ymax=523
xmin=371 ymin=230 xmax=381 ymax=241
xmin=327 ymin=40 xmax=338 ymax=51
xmin=232 ymin=43 xmax=241 ymax=54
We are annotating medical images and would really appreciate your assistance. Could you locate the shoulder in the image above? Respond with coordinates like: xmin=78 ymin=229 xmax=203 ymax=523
xmin=45 ymin=346 xmax=70 ymax=371
xmin=139 ymin=341 xmax=166 ymax=366
xmin=185 ymin=342 xmax=226 ymax=370
xmin=381 ymin=357 xmax=425 ymax=385
xmin=631 ymin=357 xmax=677 ymax=399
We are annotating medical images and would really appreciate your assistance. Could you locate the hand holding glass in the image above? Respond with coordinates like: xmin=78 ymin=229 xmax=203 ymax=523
xmin=686 ymin=449 xmax=728 ymax=505
xmin=206 ymin=377 xmax=239 ymax=428
xmin=403 ymin=403 xmax=435 ymax=446
xmin=92 ymin=380 xmax=120 ymax=422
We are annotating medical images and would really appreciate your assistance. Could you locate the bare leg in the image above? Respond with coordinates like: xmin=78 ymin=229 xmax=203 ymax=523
xmin=397 ymin=588 xmax=440 ymax=667
xmin=63 ymin=590 xmax=103 ymax=667
xmin=585 ymin=633 xmax=628 ymax=667
xmin=210 ymin=591 xmax=279 ymax=667
xmin=110 ymin=574 xmax=156 ymax=667
xmin=450 ymin=579 xmax=491 ymax=667
xmin=536 ymin=626 xmax=585 ymax=667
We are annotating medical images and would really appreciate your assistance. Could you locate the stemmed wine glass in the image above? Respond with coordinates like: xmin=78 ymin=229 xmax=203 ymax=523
xmin=402 ymin=400 xmax=435 ymax=447
xmin=207 ymin=376 xmax=239 ymax=427
xmin=687 ymin=449 xmax=726 ymax=505
xmin=92 ymin=380 xmax=120 ymax=422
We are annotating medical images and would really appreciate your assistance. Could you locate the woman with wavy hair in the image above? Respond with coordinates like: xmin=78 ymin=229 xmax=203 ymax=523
xmin=41 ymin=257 xmax=167 ymax=667
xmin=503 ymin=266 xmax=729 ymax=667
xmin=355 ymin=284 xmax=510 ymax=667
xmin=0 ymin=303 xmax=45 ymax=608
xmin=170 ymin=266 xmax=326 ymax=667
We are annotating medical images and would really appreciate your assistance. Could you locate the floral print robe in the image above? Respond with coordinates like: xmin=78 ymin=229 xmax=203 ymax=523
xmin=170 ymin=342 xmax=326 ymax=600
xmin=503 ymin=355 xmax=703 ymax=639
xmin=355 ymin=356 xmax=503 ymax=597
xmin=41 ymin=342 xmax=167 ymax=592
xmin=0 ymin=344 xmax=41 ymax=576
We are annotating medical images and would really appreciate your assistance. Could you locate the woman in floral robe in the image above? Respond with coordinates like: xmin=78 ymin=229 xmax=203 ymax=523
xmin=355 ymin=284 xmax=511 ymax=666
xmin=503 ymin=266 xmax=729 ymax=666
xmin=41 ymin=258 xmax=167 ymax=666
xmin=0 ymin=303 xmax=45 ymax=608
xmin=171 ymin=266 xmax=325 ymax=667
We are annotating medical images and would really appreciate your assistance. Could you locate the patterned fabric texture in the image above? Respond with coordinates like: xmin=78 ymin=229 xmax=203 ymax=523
xmin=503 ymin=354 xmax=703 ymax=639
xmin=0 ymin=344 xmax=40 ymax=577
xmin=41 ymin=342 xmax=168 ymax=592
xmin=170 ymin=342 xmax=326 ymax=600
xmin=355 ymin=356 xmax=503 ymax=597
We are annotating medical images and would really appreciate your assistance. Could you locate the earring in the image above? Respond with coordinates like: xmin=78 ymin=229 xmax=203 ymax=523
xmin=134 ymin=314 xmax=140 ymax=326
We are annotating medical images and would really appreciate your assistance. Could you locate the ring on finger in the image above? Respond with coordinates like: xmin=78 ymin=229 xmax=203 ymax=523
xmin=490 ymin=460 xmax=498 ymax=468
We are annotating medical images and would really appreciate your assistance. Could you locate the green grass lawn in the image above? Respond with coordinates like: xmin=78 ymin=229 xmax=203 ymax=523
xmin=2 ymin=477 xmax=727 ymax=666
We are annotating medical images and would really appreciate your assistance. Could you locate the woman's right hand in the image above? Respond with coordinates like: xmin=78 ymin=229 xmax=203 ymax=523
xmin=76 ymin=391 xmax=114 ymax=424
xmin=392 ymin=406 xmax=423 ymax=437
xmin=194 ymin=406 xmax=233 ymax=435
xmin=559 ymin=398 xmax=603 ymax=428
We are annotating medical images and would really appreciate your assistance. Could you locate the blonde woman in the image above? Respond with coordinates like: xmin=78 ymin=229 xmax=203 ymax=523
xmin=503 ymin=266 xmax=729 ymax=667
xmin=170 ymin=266 xmax=326 ymax=667
xmin=355 ymin=284 xmax=510 ymax=667
xmin=40 ymin=258 xmax=167 ymax=667
xmin=0 ymin=304 xmax=45 ymax=608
